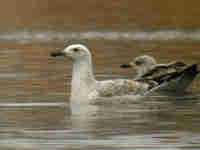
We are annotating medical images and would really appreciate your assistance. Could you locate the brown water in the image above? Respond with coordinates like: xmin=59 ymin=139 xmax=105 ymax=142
xmin=0 ymin=1 xmax=200 ymax=150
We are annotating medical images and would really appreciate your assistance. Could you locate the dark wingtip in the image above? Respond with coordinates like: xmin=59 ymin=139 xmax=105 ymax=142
xmin=182 ymin=64 xmax=200 ymax=75
xmin=120 ymin=64 xmax=132 ymax=68
xmin=50 ymin=51 xmax=64 ymax=57
xmin=189 ymin=64 xmax=197 ymax=71
xmin=192 ymin=64 xmax=200 ymax=74
xmin=196 ymin=64 xmax=200 ymax=73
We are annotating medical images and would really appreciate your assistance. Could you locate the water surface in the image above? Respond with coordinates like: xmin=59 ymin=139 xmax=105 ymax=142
xmin=0 ymin=32 xmax=199 ymax=149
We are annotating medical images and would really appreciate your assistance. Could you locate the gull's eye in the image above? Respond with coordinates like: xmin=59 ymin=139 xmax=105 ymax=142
xmin=73 ymin=48 xmax=79 ymax=52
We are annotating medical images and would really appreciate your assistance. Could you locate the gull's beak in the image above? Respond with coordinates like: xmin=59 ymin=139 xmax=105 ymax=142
xmin=50 ymin=51 xmax=65 ymax=57
xmin=120 ymin=63 xmax=132 ymax=68
xmin=120 ymin=62 xmax=135 ymax=68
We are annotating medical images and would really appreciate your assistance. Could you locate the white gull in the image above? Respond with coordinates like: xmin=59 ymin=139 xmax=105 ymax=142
xmin=50 ymin=44 xmax=153 ymax=104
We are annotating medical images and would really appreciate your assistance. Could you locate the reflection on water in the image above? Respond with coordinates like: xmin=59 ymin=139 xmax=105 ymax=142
xmin=0 ymin=97 xmax=200 ymax=150
xmin=1 ymin=29 xmax=200 ymax=44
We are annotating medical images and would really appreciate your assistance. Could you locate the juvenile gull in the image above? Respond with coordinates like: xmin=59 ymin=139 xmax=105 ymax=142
xmin=120 ymin=55 xmax=199 ymax=93
xmin=50 ymin=44 xmax=153 ymax=104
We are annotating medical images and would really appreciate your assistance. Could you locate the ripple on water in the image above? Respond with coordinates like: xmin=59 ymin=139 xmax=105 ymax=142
xmin=0 ymin=95 xmax=199 ymax=149
xmin=1 ymin=29 xmax=200 ymax=44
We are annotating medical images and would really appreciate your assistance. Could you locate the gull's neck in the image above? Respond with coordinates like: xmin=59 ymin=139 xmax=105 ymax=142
xmin=70 ymin=56 xmax=96 ymax=103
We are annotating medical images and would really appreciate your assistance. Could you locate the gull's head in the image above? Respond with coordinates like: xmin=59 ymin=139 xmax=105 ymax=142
xmin=120 ymin=55 xmax=157 ymax=76
xmin=132 ymin=55 xmax=157 ymax=76
xmin=120 ymin=55 xmax=157 ymax=69
xmin=50 ymin=44 xmax=91 ymax=61
xmin=133 ymin=55 xmax=157 ymax=68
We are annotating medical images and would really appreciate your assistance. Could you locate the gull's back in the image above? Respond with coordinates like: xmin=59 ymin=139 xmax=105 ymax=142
xmin=138 ymin=61 xmax=187 ymax=84
xmin=95 ymin=79 xmax=150 ymax=98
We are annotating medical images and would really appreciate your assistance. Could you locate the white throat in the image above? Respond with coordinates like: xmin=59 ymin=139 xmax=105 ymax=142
xmin=70 ymin=57 xmax=96 ymax=103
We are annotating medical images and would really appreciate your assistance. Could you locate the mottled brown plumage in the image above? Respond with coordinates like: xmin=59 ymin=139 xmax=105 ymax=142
xmin=120 ymin=55 xmax=199 ymax=93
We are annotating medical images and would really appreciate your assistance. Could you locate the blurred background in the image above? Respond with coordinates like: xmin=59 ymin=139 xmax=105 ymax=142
xmin=0 ymin=0 xmax=199 ymax=101
xmin=0 ymin=1 xmax=200 ymax=149
xmin=1 ymin=0 xmax=200 ymax=29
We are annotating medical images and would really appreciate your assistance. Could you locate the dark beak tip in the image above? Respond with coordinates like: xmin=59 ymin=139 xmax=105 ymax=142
xmin=50 ymin=51 xmax=64 ymax=57
xmin=120 ymin=64 xmax=131 ymax=68
xmin=50 ymin=52 xmax=56 ymax=57
xmin=50 ymin=52 xmax=58 ymax=57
